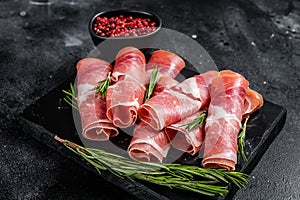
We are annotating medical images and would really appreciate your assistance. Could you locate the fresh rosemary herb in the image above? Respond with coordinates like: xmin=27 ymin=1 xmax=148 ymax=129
xmin=179 ymin=110 xmax=207 ymax=131
xmin=144 ymin=67 xmax=160 ymax=102
xmin=54 ymin=135 xmax=249 ymax=197
xmin=92 ymin=72 xmax=111 ymax=99
xmin=62 ymin=82 xmax=78 ymax=111
xmin=238 ymin=116 xmax=250 ymax=162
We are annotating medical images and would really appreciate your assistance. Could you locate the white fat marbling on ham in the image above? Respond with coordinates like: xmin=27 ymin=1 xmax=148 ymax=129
xmin=77 ymin=83 xmax=94 ymax=105
xmin=174 ymin=78 xmax=202 ymax=100
xmin=205 ymin=105 xmax=241 ymax=132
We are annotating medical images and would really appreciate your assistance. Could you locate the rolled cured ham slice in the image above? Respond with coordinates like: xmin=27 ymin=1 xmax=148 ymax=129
xmin=146 ymin=50 xmax=184 ymax=96
xmin=146 ymin=49 xmax=185 ymax=79
xmin=165 ymin=87 xmax=263 ymax=156
xmin=138 ymin=70 xmax=218 ymax=130
xmin=76 ymin=58 xmax=118 ymax=141
xmin=165 ymin=111 xmax=206 ymax=155
xmin=243 ymin=88 xmax=263 ymax=118
xmin=163 ymin=71 xmax=217 ymax=155
xmin=106 ymin=47 xmax=147 ymax=128
xmin=152 ymin=76 xmax=179 ymax=96
xmin=202 ymin=70 xmax=249 ymax=171
xmin=111 ymin=46 xmax=146 ymax=83
xmin=128 ymin=122 xmax=170 ymax=162
xmin=128 ymin=50 xmax=184 ymax=162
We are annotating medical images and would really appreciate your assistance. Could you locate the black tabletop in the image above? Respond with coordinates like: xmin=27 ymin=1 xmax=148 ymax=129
xmin=0 ymin=0 xmax=299 ymax=199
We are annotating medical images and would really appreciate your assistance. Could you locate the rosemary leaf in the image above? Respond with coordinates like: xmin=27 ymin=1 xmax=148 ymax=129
xmin=63 ymin=97 xmax=79 ymax=111
xmin=179 ymin=110 xmax=207 ymax=131
xmin=62 ymin=89 xmax=75 ymax=97
xmin=62 ymin=83 xmax=78 ymax=111
xmin=54 ymin=135 xmax=249 ymax=197
xmin=238 ymin=116 xmax=250 ymax=163
xmin=144 ymin=67 xmax=160 ymax=102
xmin=92 ymin=72 xmax=111 ymax=99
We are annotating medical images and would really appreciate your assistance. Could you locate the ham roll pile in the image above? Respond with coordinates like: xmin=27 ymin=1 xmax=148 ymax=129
xmin=76 ymin=46 xmax=263 ymax=171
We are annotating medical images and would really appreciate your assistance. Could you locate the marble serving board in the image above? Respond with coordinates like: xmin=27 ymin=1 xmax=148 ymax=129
xmin=19 ymin=71 xmax=287 ymax=200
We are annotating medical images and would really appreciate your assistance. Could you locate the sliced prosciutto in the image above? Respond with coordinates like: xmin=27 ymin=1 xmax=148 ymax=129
xmin=202 ymin=70 xmax=249 ymax=171
xmin=146 ymin=50 xmax=185 ymax=96
xmin=243 ymin=88 xmax=263 ymax=118
xmin=138 ymin=70 xmax=218 ymax=130
xmin=76 ymin=58 xmax=118 ymax=141
xmin=163 ymin=71 xmax=217 ymax=155
xmin=127 ymin=50 xmax=184 ymax=162
xmin=106 ymin=47 xmax=147 ymax=128
xmin=146 ymin=49 xmax=185 ymax=79
xmin=165 ymin=110 xmax=206 ymax=155
xmin=152 ymin=76 xmax=179 ymax=96
xmin=128 ymin=122 xmax=170 ymax=162
xmin=146 ymin=50 xmax=184 ymax=95
xmin=111 ymin=46 xmax=146 ymax=82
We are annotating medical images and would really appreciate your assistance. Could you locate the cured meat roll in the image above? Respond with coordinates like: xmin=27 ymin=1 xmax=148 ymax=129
xmin=128 ymin=122 xmax=170 ymax=162
xmin=146 ymin=49 xmax=185 ymax=79
xmin=76 ymin=58 xmax=118 ymax=141
xmin=165 ymin=111 xmax=206 ymax=155
xmin=106 ymin=47 xmax=147 ymax=128
xmin=145 ymin=50 xmax=184 ymax=96
xmin=128 ymin=50 xmax=184 ymax=162
xmin=111 ymin=46 xmax=147 ymax=82
xmin=202 ymin=70 xmax=249 ymax=171
xmin=152 ymin=76 xmax=179 ymax=96
xmin=138 ymin=70 xmax=218 ymax=130
xmin=164 ymin=71 xmax=217 ymax=155
xmin=243 ymin=88 xmax=263 ymax=118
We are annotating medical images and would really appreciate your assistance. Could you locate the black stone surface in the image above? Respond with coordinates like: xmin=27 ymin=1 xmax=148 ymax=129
xmin=18 ymin=75 xmax=287 ymax=200
xmin=0 ymin=0 xmax=299 ymax=200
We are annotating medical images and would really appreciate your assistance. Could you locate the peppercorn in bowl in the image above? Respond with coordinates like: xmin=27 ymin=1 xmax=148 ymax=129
xmin=88 ymin=9 xmax=162 ymax=46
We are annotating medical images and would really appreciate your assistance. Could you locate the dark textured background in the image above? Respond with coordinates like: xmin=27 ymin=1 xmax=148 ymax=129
xmin=0 ymin=0 xmax=299 ymax=199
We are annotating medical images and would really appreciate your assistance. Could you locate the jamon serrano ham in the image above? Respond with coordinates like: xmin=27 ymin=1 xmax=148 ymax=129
xmin=106 ymin=47 xmax=147 ymax=128
xmin=146 ymin=50 xmax=185 ymax=79
xmin=164 ymin=111 xmax=205 ymax=155
xmin=243 ymin=88 xmax=263 ymax=118
xmin=202 ymin=70 xmax=249 ymax=171
xmin=138 ymin=70 xmax=218 ymax=130
xmin=152 ymin=76 xmax=179 ymax=96
xmin=128 ymin=50 xmax=184 ymax=162
xmin=111 ymin=46 xmax=146 ymax=82
xmin=76 ymin=58 xmax=118 ymax=141
xmin=146 ymin=50 xmax=184 ymax=95
xmin=164 ymin=71 xmax=217 ymax=155
xmin=128 ymin=122 xmax=170 ymax=162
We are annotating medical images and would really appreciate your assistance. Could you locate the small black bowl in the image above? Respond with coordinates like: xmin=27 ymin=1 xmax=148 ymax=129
xmin=88 ymin=9 xmax=162 ymax=47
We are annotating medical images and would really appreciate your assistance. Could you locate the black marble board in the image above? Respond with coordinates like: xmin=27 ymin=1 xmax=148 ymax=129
xmin=18 ymin=71 xmax=286 ymax=200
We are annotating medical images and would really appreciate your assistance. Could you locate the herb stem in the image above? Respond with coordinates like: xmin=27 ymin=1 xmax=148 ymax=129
xmin=92 ymin=72 xmax=111 ymax=99
xmin=54 ymin=135 xmax=249 ymax=197
xmin=179 ymin=110 xmax=207 ymax=131
xmin=238 ymin=116 xmax=250 ymax=163
xmin=62 ymin=83 xmax=78 ymax=111
xmin=144 ymin=67 xmax=160 ymax=102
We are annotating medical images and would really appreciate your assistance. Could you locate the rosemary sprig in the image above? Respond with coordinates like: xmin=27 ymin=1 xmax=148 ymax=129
xmin=179 ymin=110 xmax=208 ymax=131
xmin=54 ymin=135 xmax=249 ymax=197
xmin=92 ymin=72 xmax=111 ymax=99
xmin=238 ymin=116 xmax=250 ymax=162
xmin=62 ymin=82 xmax=78 ymax=111
xmin=144 ymin=67 xmax=160 ymax=102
